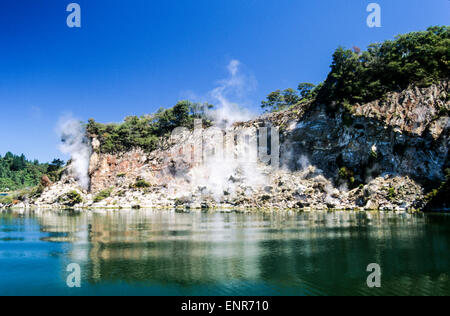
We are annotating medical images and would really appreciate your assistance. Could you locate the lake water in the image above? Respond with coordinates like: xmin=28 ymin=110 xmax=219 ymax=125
xmin=0 ymin=209 xmax=449 ymax=296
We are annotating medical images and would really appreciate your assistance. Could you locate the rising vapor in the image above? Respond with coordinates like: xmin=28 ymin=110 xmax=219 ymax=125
xmin=168 ymin=60 xmax=268 ymax=201
xmin=58 ymin=116 xmax=92 ymax=190
xmin=208 ymin=60 xmax=256 ymax=127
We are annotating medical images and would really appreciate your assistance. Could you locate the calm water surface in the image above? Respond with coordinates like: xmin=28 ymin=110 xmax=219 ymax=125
xmin=0 ymin=209 xmax=449 ymax=296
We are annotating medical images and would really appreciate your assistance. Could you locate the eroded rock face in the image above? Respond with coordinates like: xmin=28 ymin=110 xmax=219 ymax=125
xmin=353 ymin=81 xmax=449 ymax=137
xmin=88 ymin=135 xmax=197 ymax=194
xmin=20 ymin=81 xmax=448 ymax=211
xmin=89 ymin=149 xmax=149 ymax=192
xmin=282 ymin=82 xmax=449 ymax=187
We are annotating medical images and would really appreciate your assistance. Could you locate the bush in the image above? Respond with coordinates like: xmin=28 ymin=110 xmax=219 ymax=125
xmin=58 ymin=191 xmax=83 ymax=207
xmin=133 ymin=180 xmax=151 ymax=189
xmin=14 ymin=188 xmax=34 ymax=201
xmin=93 ymin=188 xmax=113 ymax=203
xmin=339 ymin=167 xmax=351 ymax=179
xmin=387 ymin=187 xmax=396 ymax=200
xmin=338 ymin=167 xmax=358 ymax=188
xmin=0 ymin=195 xmax=13 ymax=205
xmin=29 ymin=185 xmax=44 ymax=199
xmin=438 ymin=106 xmax=449 ymax=116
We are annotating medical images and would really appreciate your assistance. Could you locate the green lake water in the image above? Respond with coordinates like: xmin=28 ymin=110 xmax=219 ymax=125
xmin=0 ymin=209 xmax=449 ymax=296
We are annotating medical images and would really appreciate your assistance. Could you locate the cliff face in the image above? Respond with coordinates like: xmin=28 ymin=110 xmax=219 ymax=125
xmin=88 ymin=136 xmax=195 ymax=193
xmin=282 ymin=82 xmax=449 ymax=188
xmin=24 ymin=81 xmax=449 ymax=211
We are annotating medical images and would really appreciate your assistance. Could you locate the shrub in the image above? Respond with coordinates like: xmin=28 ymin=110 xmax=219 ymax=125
xmin=14 ymin=188 xmax=34 ymax=201
xmin=58 ymin=191 xmax=83 ymax=207
xmin=387 ymin=187 xmax=396 ymax=200
xmin=93 ymin=188 xmax=113 ymax=203
xmin=339 ymin=167 xmax=351 ymax=179
xmin=29 ymin=185 xmax=44 ymax=199
xmin=0 ymin=195 xmax=13 ymax=205
xmin=175 ymin=196 xmax=191 ymax=206
xmin=438 ymin=106 xmax=449 ymax=116
xmin=133 ymin=180 xmax=151 ymax=189
xmin=338 ymin=167 xmax=358 ymax=188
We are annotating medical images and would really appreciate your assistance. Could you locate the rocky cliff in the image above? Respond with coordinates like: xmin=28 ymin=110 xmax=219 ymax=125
xmin=16 ymin=81 xmax=450 ymax=211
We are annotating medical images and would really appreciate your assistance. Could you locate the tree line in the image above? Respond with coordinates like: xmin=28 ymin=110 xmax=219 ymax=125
xmin=261 ymin=26 xmax=449 ymax=113
xmin=0 ymin=153 xmax=64 ymax=191
xmin=86 ymin=100 xmax=213 ymax=154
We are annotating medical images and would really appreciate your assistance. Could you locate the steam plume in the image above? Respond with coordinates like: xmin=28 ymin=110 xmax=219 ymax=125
xmin=58 ymin=117 xmax=92 ymax=190
xmin=169 ymin=60 xmax=267 ymax=201
xmin=208 ymin=60 xmax=256 ymax=127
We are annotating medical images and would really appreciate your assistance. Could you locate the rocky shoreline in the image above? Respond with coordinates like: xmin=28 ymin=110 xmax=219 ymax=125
xmin=3 ymin=164 xmax=426 ymax=212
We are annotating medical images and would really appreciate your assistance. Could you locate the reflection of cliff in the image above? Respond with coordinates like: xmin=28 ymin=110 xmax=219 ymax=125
xmin=37 ymin=211 xmax=87 ymax=243
xmin=31 ymin=210 xmax=450 ymax=294
xmin=85 ymin=211 xmax=264 ymax=285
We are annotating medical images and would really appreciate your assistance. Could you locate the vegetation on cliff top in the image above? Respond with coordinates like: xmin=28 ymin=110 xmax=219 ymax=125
xmin=261 ymin=83 xmax=317 ymax=113
xmin=261 ymin=26 xmax=449 ymax=113
xmin=87 ymin=100 xmax=213 ymax=154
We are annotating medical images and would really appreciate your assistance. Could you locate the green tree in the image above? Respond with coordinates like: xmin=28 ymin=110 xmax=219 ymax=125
xmin=297 ymin=83 xmax=316 ymax=99
xmin=316 ymin=26 xmax=450 ymax=106
xmin=0 ymin=153 xmax=64 ymax=191
xmin=86 ymin=100 xmax=214 ymax=154
xmin=261 ymin=88 xmax=302 ymax=113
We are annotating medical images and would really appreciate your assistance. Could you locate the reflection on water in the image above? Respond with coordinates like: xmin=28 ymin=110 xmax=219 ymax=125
xmin=0 ymin=210 xmax=449 ymax=296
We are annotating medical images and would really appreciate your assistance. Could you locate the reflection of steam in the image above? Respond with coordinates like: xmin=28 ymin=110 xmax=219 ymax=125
xmin=58 ymin=116 xmax=92 ymax=190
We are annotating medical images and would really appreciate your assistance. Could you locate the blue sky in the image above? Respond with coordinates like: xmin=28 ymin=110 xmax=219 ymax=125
xmin=0 ymin=0 xmax=448 ymax=162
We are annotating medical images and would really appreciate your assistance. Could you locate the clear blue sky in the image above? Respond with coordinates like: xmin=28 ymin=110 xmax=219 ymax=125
xmin=0 ymin=0 xmax=448 ymax=162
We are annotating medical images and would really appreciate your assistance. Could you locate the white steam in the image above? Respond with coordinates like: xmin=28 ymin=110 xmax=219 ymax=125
xmin=188 ymin=127 xmax=267 ymax=201
xmin=168 ymin=60 xmax=268 ymax=201
xmin=58 ymin=117 xmax=92 ymax=190
xmin=298 ymin=155 xmax=311 ymax=171
xmin=207 ymin=60 xmax=256 ymax=127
